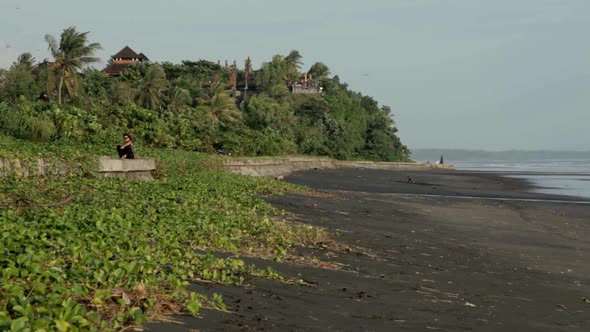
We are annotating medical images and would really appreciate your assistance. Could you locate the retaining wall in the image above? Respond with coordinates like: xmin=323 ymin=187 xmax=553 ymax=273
xmin=0 ymin=158 xmax=68 ymax=177
xmin=0 ymin=157 xmax=157 ymax=180
xmin=2 ymin=156 xmax=451 ymax=180
xmin=222 ymin=157 xmax=453 ymax=178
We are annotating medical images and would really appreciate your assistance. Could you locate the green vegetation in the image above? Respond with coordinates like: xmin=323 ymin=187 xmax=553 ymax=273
xmin=0 ymin=137 xmax=333 ymax=331
xmin=0 ymin=26 xmax=410 ymax=330
xmin=0 ymin=26 xmax=409 ymax=161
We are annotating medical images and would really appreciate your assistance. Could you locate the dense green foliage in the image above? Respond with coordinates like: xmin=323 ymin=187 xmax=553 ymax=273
xmin=0 ymin=137 xmax=331 ymax=331
xmin=0 ymin=27 xmax=409 ymax=161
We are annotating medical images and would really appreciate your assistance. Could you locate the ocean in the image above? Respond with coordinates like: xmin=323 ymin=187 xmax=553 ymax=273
xmin=411 ymin=150 xmax=590 ymax=199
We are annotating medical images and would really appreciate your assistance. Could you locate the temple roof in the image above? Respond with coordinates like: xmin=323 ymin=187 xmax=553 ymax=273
xmin=112 ymin=46 xmax=140 ymax=59
xmin=104 ymin=46 xmax=149 ymax=75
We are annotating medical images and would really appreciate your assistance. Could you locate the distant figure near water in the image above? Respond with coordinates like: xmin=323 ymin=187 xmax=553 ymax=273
xmin=437 ymin=154 xmax=444 ymax=165
xmin=116 ymin=133 xmax=135 ymax=159
xmin=406 ymin=176 xmax=414 ymax=184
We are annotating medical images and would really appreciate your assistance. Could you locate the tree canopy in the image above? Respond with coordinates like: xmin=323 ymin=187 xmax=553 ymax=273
xmin=0 ymin=27 xmax=410 ymax=161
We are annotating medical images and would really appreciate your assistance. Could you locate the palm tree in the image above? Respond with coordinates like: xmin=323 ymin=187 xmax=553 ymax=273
xmin=308 ymin=62 xmax=330 ymax=81
xmin=1 ymin=54 xmax=36 ymax=102
xmin=284 ymin=50 xmax=303 ymax=82
xmin=135 ymin=64 xmax=168 ymax=111
xmin=167 ymin=86 xmax=192 ymax=113
xmin=110 ymin=80 xmax=135 ymax=109
xmin=44 ymin=26 xmax=102 ymax=104
xmin=284 ymin=50 xmax=303 ymax=70
xmin=256 ymin=55 xmax=290 ymax=98
xmin=196 ymin=80 xmax=225 ymax=105
xmin=16 ymin=53 xmax=36 ymax=69
xmin=197 ymin=92 xmax=240 ymax=128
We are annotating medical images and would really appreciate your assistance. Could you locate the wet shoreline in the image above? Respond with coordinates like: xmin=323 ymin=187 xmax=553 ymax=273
xmin=147 ymin=168 xmax=590 ymax=331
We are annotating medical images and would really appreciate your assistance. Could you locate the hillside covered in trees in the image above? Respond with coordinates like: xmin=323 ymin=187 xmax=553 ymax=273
xmin=0 ymin=27 xmax=409 ymax=161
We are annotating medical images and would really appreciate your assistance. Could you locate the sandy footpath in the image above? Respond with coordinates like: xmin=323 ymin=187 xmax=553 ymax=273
xmin=147 ymin=168 xmax=590 ymax=331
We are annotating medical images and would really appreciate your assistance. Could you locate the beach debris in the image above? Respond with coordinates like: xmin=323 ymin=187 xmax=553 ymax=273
xmin=50 ymin=266 xmax=64 ymax=273
xmin=431 ymin=299 xmax=454 ymax=304
xmin=464 ymin=301 xmax=477 ymax=307
xmin=133 ymin=282 xmax=147 ymax=299
xmin=583 ymin=297 xmax=590 ymax=304
xmin=275 ymin=175 xmax=285 ymax=181
xmin=122 ymin=292 xmax=131 ymax=305
xmin=111 ymin=289 xmax=131 ymax=305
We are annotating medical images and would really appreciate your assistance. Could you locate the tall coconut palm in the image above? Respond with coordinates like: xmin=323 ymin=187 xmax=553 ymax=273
xmin=44 ymin=26 xmax=102 ymax=104
xmin=135 ymin=64 xmax=169 ymax=111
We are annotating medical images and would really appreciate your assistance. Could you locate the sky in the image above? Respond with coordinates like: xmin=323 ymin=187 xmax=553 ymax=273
xmin=1 ymin=0 xmax=589 ymax=151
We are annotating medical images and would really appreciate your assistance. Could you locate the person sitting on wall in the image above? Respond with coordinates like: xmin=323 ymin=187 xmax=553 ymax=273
xmin=116 ymin=133 xmax=135 ymax=159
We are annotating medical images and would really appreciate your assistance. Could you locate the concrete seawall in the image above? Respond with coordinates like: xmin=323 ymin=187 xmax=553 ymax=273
xmin=222 ymin=157 xmax=453 ymax=178
xmin=0 ymin=158 xmax=68 ymax=177
xmin=0 ymin=157 xmax=157 ymax=180
xmin=97 ymin=157 xmax=156 ymax=179
xmin=2 ymin=156 xmax=451 ymax=180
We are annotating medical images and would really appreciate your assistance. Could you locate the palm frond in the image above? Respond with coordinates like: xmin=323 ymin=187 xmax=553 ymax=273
xmin=44 ymin=34 xmax=59 ymax=58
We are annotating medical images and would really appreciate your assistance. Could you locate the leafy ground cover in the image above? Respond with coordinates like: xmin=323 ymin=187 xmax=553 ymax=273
xmin=0 ymin=137 xmax=329 ymax=331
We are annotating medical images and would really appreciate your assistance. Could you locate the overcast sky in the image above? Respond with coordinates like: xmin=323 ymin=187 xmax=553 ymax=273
xmin=1 ymin=0 xmax=589 ymax=151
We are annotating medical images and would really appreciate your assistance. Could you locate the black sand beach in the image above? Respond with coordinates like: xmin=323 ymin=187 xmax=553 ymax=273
xmin=147 ymin=168 xmax=590 ymax=331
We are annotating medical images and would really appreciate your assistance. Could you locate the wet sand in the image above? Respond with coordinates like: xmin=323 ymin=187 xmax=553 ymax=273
xmin=147 ymin=168 xmax=590 ymax=331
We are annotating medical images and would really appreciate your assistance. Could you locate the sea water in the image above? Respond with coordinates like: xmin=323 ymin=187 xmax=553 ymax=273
xmin=452 ymin=159 xmax=590 ymax=199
